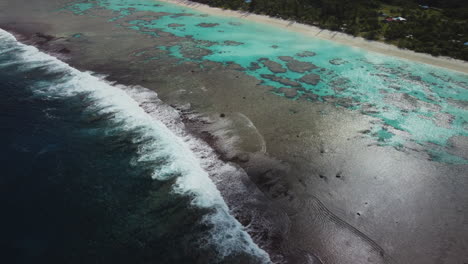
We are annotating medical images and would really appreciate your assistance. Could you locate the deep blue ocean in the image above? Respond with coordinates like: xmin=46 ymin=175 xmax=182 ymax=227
xmin=0 ymin=30 xmax=269 ymax=264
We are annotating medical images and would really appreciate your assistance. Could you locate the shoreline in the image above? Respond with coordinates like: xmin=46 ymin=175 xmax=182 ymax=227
xmin=159 ymin=0 xmax=468 ymax=74
xmin=2 ymin=0 xmax=467 ymax=262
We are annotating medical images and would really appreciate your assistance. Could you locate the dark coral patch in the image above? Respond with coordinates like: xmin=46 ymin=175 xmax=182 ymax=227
xmin=279 ymin=57 xmax=318 ymax=73
xmin=168 ymin=23 xmax=184 ymax=28
xmin=277 ymin=87 xmax=298 ymax=98
xmin=196 ymin=23 xmax=219 ymax=28
xmin=261 ymin=74 xmax=301 ymax=87
xmin=298 ymin=73 xmax=321 ymax=85
xmin=296 ymin=51 xmax=316 ymax=57
xmin=260 ymin=59 xmax=287 ymax=73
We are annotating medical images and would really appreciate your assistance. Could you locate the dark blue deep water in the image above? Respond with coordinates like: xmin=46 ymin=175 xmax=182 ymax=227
xmin=0 ymin=38 xmax=205 ymax=264
xmin=0 ymin=30 xmax=268 ymax=264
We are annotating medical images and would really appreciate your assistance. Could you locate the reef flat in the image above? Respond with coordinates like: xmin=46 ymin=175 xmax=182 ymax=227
xmin=1 ymin=0 xmax=467 ymax=263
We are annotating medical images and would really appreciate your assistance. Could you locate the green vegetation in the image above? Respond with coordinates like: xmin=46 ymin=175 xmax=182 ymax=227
xmin=191 ymin=0 xmax=468 ymax=60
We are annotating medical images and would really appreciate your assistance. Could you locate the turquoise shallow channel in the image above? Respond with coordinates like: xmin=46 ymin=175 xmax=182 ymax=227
xmin=64 ymin=0 xmax=468 ymax=164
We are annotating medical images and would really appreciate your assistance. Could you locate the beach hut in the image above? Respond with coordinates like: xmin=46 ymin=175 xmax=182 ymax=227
xmin=464 ymin=42 xmax=468 ymax=46
xmin=394 ymin=17 xmax=407 ymax=21
xmin=384 ymin=17 xmax=394 ymax=23
xmin=245 ymin=0 xmax=252 ymax=3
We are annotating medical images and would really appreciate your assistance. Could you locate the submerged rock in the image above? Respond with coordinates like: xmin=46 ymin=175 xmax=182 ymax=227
xmin=329 ymin=58 xmax=348 ymax=65
xmin=260 ymin=59 xmax=287 ymax=73
xmin=260 ymin=74 xmax=301 ymax=87
xmin=225 ymin=61 xmax=246 ymax=71
xmin=223 ymin=40 xmax=244 ymax=46
xmin=248 ymin=62 xmax=261 ymax=71
xmin=168 ymin=23 xmax=184 ymax=28
xmin=322 ymin=96 xmax=359 ymax=108
xmin=171 ymin=13 xmax=194 ymax=18
xmin=180 ymin=46 xmax=212 ymax=60
xmin=278 ymin=56 xmax=294 ymax=62
xmin=281 ymin=57 xmax=318 ymax=73
xmin=33 ymin=32 xmax=55 ymax=44
xmin=277 ymin=87 xmax=298 ymax=98
xmin=296 ymin=51 xmax=316 ymax=57
xmin=300 ymin=93 xmax=319 ymax=101
xmin=196 ymin=23 xmax=219 ymax=28
xmin=195 ymin=39 xmax=217 ymax=47
xmin=298 ymin=73 xmax=321 ymax=85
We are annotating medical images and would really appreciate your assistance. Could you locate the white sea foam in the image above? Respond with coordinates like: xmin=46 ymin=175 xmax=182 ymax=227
xmin=0 ymin=29 xmax=271 ymax=262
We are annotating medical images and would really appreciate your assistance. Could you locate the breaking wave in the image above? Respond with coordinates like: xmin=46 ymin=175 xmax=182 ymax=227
xmin=0 ymin=29 xmax=271 ymax=263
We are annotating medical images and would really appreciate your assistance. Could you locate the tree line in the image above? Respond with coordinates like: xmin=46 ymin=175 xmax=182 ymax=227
xmin=191 ymin=0 xmax=468 ymax=61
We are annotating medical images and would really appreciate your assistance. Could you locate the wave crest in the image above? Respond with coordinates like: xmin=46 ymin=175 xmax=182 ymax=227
xmin=0 ymin=29 xmax=271 ymax=263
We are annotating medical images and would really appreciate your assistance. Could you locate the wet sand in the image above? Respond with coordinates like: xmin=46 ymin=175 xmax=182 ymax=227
xmin=1 ymin=1 xmax=468 ymax=264
xmin=160 ymin=0 xmax=468 ymax=75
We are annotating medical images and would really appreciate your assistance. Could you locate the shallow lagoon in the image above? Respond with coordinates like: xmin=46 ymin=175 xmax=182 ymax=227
xmin=65 ymin=0 xmax=468 ymax=163
xmin=2 ymin=0 xmax=468 ymax=263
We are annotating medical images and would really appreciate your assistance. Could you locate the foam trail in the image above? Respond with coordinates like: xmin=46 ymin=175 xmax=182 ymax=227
xmin=0 ymin=29 xmax=271 ymax=263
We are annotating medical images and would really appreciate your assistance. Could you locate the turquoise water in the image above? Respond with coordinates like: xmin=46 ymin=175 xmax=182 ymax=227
xmin=64 ymin=0 xmax=468 ymax=163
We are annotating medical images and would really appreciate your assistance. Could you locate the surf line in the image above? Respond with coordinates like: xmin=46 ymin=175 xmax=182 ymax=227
xmin=0 ymin=28 xmax=271 ymax=263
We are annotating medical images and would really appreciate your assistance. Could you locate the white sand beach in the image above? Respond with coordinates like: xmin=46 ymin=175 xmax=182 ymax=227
xmin=160 ymin=0 xmax=468 ymax=74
